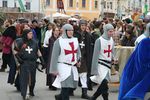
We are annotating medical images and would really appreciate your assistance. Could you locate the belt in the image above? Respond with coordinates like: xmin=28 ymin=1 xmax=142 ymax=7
xmin=99 ymin=59 xmax=112 ymax=64
xmin=98 ymin=61 xmax=111 ymax=69
xmin=58 ymin=62 xmax=76 ymax=66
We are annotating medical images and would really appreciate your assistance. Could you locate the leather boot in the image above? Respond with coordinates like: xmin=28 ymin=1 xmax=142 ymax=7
xmin=81 ymin=88 xmax=90 ymax=99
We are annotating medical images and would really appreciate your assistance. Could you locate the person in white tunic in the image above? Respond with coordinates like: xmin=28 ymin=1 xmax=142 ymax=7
xmin=89 ymin=24 xmax=115 ymax=100
xmin=49 ymin=24 xmax=81 ymax=100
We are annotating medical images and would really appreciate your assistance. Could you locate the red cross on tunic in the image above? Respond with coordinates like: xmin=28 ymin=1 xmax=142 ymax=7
xmin=64 ymin=42 xmax=77 ymax=62
xmin=104 ymin=45 xmax=112 ymax=57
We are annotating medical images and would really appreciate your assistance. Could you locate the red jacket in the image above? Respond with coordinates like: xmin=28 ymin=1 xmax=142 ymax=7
xmin=1 ymin=36 xmax=14 ymax=54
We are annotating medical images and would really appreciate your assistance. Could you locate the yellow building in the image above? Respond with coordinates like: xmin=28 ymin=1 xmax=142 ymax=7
xmin=41 ymin=0 xmax=100 ymax=20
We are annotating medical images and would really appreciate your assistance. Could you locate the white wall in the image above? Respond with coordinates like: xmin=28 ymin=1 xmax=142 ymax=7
xmin=0 ymin=0 xmax=2 ymax=7
xmin=0 ymin=0 xmax=40 ymax=12
xmin=8 ymin=0 xmax=15 ymax=7
xmin=0 ymin=0 xmax=15 ymax=7
xmin=30 ymin=0 xmax=40 ymax=12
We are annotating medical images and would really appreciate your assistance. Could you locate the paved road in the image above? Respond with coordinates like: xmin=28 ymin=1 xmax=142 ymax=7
xmin=0 ymin=69 xmax=119 ymax=100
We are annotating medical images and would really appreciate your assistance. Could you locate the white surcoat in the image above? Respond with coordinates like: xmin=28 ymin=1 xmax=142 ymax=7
xmin=53 ymin=37 xmax=79 ymax=88
xmin=91 ymin=37 xmax=114 ymax=84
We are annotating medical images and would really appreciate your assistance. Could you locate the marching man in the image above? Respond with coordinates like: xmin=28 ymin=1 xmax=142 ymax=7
xmin=49 ymin=24 xmax=81 ymax=100
xmin=89 ymin=24 xmax=115 ymax=100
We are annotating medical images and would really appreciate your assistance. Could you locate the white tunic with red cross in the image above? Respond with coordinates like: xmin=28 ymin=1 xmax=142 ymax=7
xmin=53 ymin=37 xmax=79 ymax=88
xmin=58 ymin=37 xmax=78 ymax=65
xmin=99 ymin=36 xmax=113 ymax=62
xmin=91 ymin=36 xmax=114 ymax=84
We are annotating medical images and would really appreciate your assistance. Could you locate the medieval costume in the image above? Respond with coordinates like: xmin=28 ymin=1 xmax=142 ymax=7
xmin=135 ymin=23 xmax=150 ymax=46
xmin=118 ymin=38 xmax=150 ymax=100
xmin=73 ymin=20 xmax=92 ymax=99
xmin=49 ymin=24 xmax=81 ymax=100
xmin=14 ymin=29 xmax=45 ymax=100
xmin=89 ymin=24 xmax=115 ymax=100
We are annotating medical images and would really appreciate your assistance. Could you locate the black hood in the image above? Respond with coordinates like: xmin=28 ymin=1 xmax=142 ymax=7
xmin=2 ymin=26 xmax=16 ymax=40
xmin=22 ymin=29 xmax=32 ymax=42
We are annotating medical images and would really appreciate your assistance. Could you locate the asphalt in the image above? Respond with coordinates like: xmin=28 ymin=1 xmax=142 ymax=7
xmin=0 ymin=68 xmax=119 ymax=100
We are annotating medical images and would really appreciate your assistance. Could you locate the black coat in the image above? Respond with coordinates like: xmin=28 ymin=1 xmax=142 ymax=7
xmin=46 ymin=36 xmax=57 ymax=74
xmin=74 ymin=30 xmax=93 ymax=73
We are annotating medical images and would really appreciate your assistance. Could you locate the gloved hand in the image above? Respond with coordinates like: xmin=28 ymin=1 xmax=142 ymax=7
xmin=15 ymin=53 xmax=23 ymax=64
xmin=39 ymin=56 xmax=45 ymax=70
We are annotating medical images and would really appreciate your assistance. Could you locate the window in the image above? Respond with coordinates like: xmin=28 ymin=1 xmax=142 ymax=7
xmin=26 ymin=2 xmax=31 ymax=10
xmin=82 ymin=0 xmax=86 ymax=8
xmin=94 ymin=0 xmax=98 ymax=9
xmin=104 ymin=1 xmax=106 ymax=9
xmin=2 ymin=0 xmax=7 ymax=7
xmin=46 ymin=0 xmax=50 ymax=6
xmin=107 ymin=2 xmax=109 ymax=9
xmin=69 ymin=0 xmax=73 ymax=7
xmin=14 ymin=2 xmax=17 ymax=7
xmin=110 ymin=2 xmax=113 ymax=9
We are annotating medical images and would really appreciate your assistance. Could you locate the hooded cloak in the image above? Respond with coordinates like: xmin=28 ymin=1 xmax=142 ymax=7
xmin=119 ymin=38 xmax=150 ymax=100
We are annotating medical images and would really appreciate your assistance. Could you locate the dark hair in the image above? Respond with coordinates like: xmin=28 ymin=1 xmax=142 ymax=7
xmin=89 ymin=23 xmax=95 ymax=30
xmin=94 ymin=21 xmax=101 ymax=28
xmin=22 ymin=29 xmax=32 ymax=41
xmin=32 ymin=19 xmax=38 ymax=24
xmin=44 ymin=19 xmax=49 ymax=24
xmin=79 ymin=20 xmax=87 ymax=25
xmin=7 ymin=19 xmax=13 ymax=25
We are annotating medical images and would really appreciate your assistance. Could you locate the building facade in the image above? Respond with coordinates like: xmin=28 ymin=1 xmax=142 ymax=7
xmin=43 ymin=0 xmax=125 ymax=20
xmin=0 ymin=0 xmax=41 ymax=12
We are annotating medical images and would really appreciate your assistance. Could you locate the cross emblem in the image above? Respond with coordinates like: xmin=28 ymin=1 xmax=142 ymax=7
xmin=79 ymin=41 xmax=85 ymax=48
xmin=64 ymin=42 xmax=77 ymax=62
xmin=25 ymin=46 xmax=33 ymax=54
xmin=104 ymin=45 xmax=112 ymax=57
